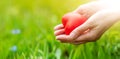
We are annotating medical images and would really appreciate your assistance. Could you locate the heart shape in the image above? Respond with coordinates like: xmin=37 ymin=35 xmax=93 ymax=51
xmin=62 ymin=12 xmax=87 ymax=35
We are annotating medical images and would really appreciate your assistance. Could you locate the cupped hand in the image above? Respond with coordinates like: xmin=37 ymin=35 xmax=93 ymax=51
xmin=54 ymin=0 xmax=120 ymax=44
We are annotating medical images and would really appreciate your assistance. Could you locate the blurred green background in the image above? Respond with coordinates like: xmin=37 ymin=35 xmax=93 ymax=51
xmin=0 ymin=0 xmax=120 ymax=59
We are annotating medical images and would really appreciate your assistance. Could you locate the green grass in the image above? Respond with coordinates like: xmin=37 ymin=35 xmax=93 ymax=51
xmin=0 ymin=0 xmax=120 ymax=59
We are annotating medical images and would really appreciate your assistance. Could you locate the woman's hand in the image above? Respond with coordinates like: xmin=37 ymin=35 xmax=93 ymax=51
xmin=54 ymin=0 xmax=120 ymax=44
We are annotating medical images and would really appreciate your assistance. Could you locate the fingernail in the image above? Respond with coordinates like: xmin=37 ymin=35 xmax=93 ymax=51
xmin=56 ymin=36 xmax=60 ymax=40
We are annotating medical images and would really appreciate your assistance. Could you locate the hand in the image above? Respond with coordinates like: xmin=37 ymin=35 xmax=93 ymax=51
xmin=54 ymin=1 xmax=120 ymax=44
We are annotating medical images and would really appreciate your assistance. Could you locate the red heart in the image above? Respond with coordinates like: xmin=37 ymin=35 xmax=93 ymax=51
xmin=62 ymin=12 xmax=87 ymax=35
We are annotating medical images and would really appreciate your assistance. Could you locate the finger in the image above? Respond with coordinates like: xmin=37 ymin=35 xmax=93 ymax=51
xmin=54 ymin=24 xmax=64 ymax=30
xmin=56 ymin=35 xmax=72 ymax=42
xmin=54 ymin=29 xmax=65 ymax=36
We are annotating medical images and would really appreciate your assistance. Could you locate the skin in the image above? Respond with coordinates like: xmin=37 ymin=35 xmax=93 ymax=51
xmin=54 ymin=0 xmax=120 ymax=45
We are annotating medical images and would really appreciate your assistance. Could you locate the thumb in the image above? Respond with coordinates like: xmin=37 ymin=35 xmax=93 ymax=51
xmin=69 ymin=19 xmax=96 ymax=40
xmin=69 ymin=10 xmax=105 ymax=40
